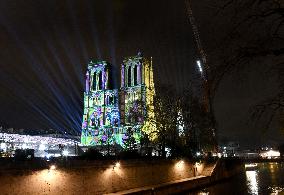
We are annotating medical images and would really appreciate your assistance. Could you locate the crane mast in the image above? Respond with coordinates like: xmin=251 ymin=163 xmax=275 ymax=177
xmin=185 ymin=1 xmax=218 ymax=152
xmin=185 ymin=0 xmax=208 ymax=73
xmin=185 ymin=0 xmax=210 ymax=112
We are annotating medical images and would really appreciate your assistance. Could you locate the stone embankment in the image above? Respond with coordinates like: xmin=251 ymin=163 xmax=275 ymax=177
xmin=107 ymin=159 xmax=244 ymax=195
xmin=0 ymin=158 xmax=243 ymax=194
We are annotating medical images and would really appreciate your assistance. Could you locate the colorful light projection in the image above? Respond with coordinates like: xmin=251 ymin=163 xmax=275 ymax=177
xmin=81 ymin=61 xmax=121 ymax=146
xmin=81 ymin=53 xmax=156 ymax=147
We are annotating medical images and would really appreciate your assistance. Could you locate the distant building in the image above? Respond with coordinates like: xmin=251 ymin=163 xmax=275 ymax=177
xmin=219 ymin=141 xmax=240 ymax=157
xmin=0 ymin=132 xmax=79 ymax=157
xmin=81 ymin=53 xmax=155 ymax=148
xmin=259 ymin=149 xmax=280 ymax=159
xmin=236 ymin=150 xmax=259 ymax=158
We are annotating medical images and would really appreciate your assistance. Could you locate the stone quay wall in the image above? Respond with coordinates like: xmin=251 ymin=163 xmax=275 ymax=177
xmin=0 ymin=159 xmax=203 ymax=195
xmin=107 ymin=159 xmax=244 ymax=195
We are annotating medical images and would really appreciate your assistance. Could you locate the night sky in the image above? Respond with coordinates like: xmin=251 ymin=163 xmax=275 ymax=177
xmin=0 ymin=0 xmax=282 ymax=147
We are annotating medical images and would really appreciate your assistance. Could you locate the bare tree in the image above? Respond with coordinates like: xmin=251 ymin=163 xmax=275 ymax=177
xmin=192 ymin=0 xmax=284 ymax=131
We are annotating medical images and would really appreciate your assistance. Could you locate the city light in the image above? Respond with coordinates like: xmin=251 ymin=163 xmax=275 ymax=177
xmin=246 ymin=171 xmax=258 ymax=194
xmin=0 ymin=133 xmax=79 ymax=145
xmin=177 ymin=110 xmax=184 ymax=136
xmin=0 ymin=143 xmax=6 ymax=151
xmin=22 ymin=143 xmax=28 ymax=149
xmin=62 ymin=150 xmax=69 ymax=156
xmin=259 ymin=150 xmax=280 ymax=159
xmin=49 ymin=165 xmax=56 ymax=170
xmin=39 ymin=143 xmax=46 ymax=151
xmin=196 ymin=60 xmax=203 ymax=73
xmin=0 ymin=132 xmax=80 ymax=157
xmin=115 ymin=162 xmax=120 ymax=168
xmin=175 ymin=160 xmax=185 ymax=170
xmin=245 ymin=163 xmax=258 ymax=168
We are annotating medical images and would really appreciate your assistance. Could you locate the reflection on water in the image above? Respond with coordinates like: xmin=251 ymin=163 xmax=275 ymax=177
xmin=246 ymin=170 xmax=258 ymax=194
xmin=197 ymin=192 xmax=209 ymax=195
xmin=188 ymin=162 xmax=284 ymax=195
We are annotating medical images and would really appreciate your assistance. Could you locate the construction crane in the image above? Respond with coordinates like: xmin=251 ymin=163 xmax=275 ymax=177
xmin=185 ymin=0 xmax=210 ymax=112
xmin=185 ymin=1 xmax=218 ymax=152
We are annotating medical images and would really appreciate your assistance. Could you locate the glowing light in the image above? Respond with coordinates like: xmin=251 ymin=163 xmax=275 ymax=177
xmin=0 ymin=133 xmax=79 ymax=157
xmin=0 ymin=143 xmax=6 ymax=150
xmin=165 ymin=147 xmax=171 ymax=157
xmin=260 ymin=150 xmax=280 ymax=158
xmin=197 ymin=192 xmax=209 ymax=195
xmin=22 ymin=143 xmax=27 ymax=149
xmin=217 ymin=153 xmax=222 ymax=158
xmin=246 ymin=171 xmax=258 ymax=194
xmin=54 ymin=153 xmax=61 ymax=157
xmin=177 ymin=110 xmax=184 ymax=136
xmin=38 ymin=168 xmax=60 ymax=182
xmin=62 ymin=150 xmax=69 ymax=156
xmin=0 ymin=133 xmax=79 ymax=146
xmin=115 ymin=162 xmax=120 ymax=168
xmin=49 ymin=165 xmax=56 ymax=170
xmin=81 ymin=54 xmax=155 ymax=147
xmin=39 ymin=143 xmax=46 ymax=151
xmin=194 ymin=162 xmax=204 ymax=176
xmin=269 ymin=186 xmax=284 ymax=194
xmin=197 ymin=60 xmax=203 ymax=73
xmin=175 ymin=160 xmax=185 ymax=170
xmin=245 ymin=163 xmax=257 ymax=168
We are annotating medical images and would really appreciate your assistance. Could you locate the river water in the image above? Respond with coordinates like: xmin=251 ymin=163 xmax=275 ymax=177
xmin=190 ymin=162 xmax=284 ymax=195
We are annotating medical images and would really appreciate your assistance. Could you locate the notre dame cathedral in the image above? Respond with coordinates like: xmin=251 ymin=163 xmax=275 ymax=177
xmin=81 ymin=53 xmax=155 ymax=148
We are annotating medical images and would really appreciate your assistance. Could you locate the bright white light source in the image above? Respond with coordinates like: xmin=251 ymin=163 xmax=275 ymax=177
xmin=54 ymin=153 xmax=61 ymax=157
xmin=196 ymin=152 xmax=201 ymax=156
xmin=49 ymin=165 xmax=56 ymax=170
xmin=113 ymin=162 xmax=121 ymax=170
xmin=197 ymin=60 xmax=203 ymax=73
xmin=0 ymin=133 xmax=80 ymax=146
xmin=177 ymin=111 xmax=184 ymax=136
xmin=39 ymin=144 xmax=46 ymax=151
xmin=267 ymin=150 xmax=280 ymax=157
xmin=115 ymin=162 xmax=120 ymax=168
xmin=245 ymin=163 xmax=257 ymax=168
xmin=246 ymin=171 xmax=258 ymax=194
xmin=260 ymin=150 xmax=280 ymax=158
xmin=62 ymin=150 xmax=69 ymax=156
xmin=22 ymin=143 xmax=27 ymax=149
xmin=165 ymin=147 xmax=171 ymax=158
xmin=0 ymin=143 xmax=6 ymax=150
xmin=175 ymin=160 xmax=184 ymax=169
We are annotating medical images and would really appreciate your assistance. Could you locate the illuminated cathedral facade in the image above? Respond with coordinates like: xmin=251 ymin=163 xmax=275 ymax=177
xmin=81 ymin=53 xmax=155 ymax=148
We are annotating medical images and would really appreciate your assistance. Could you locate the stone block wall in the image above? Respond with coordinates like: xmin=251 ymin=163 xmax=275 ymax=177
xmin=0 ymin=159 xmax=199 ymax=195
